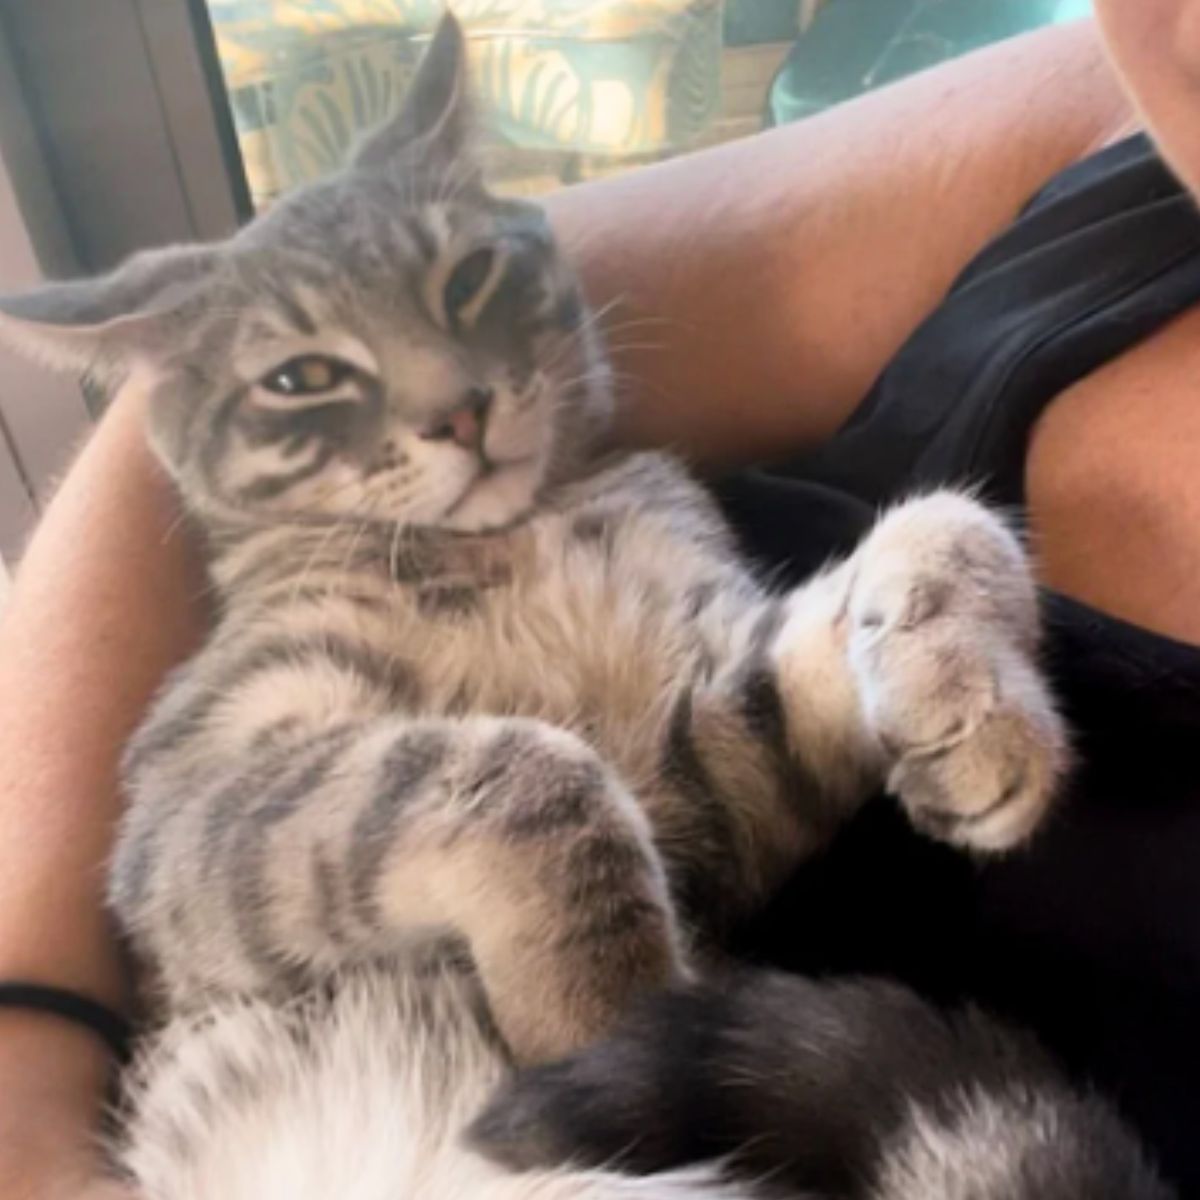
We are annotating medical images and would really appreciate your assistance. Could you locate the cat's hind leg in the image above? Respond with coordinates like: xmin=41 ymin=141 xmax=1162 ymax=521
xmin=113 ymin=716 xmax=686 ymax=1064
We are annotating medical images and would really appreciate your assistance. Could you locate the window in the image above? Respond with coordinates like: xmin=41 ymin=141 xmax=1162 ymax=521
xmin=203 ymin=1 xmax=1094 ymax=209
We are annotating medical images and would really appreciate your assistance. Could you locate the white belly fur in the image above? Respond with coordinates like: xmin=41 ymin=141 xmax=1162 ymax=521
xmin=118 ymin=966 xmax=755 ymax=1200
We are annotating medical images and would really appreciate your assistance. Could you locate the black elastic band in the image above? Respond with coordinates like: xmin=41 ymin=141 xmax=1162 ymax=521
xmin=0 ymin=983 xmax=132 ymax=1062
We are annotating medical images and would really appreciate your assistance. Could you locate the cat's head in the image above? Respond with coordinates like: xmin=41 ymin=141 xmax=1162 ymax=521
xmin=0 ymin=15 xmax=610 ymax=533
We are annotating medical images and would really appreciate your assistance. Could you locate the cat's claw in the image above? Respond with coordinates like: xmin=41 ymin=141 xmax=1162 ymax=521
xmin=846 ymin=492 xmax=1069 ymax=852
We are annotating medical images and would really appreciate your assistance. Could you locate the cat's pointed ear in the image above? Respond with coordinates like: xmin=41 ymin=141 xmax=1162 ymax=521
xmin=0 ymin=243 xmax=218 ymax=374
xmin=351 ymin=12 xmax=478 ymax=182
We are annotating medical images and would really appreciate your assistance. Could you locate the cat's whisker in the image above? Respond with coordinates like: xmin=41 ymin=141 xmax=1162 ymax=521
xmin=430 ymin=160 xmax=467 ymax=208
xmin=538 ymin=311 xmax=608 ymax=369
xmin=535 ymin=337 xmax=585 ymax=380
xmin=575 ymin=298 xmax=631 ymax=348
xmin=580 ymin=300 xmax=691 ymax=350
xmin=159 ymin=507 xmax=193 ymax=547
xmin=558 ymin=301 xmax=679 ymax=366
xmin=604 ymin=340 xmax=667 ymax=357
xmin=537 ymin=298 xmax=626 ymax=374
xmin=556 ymin=223 xmax=613 ymax=261
xmin=288 ymin=514 xmax=359 ymax=607
xmin=311 ymin=475 xmax=376 ymax=506
xmin=387 ymin=518 xmax=414 ymax=591
xmin=325 ymin=512 xmax=379 ymax=619
xmin=548 ymin=371 xmax=606 ymax=396
xmin=340 ymin=512 xmax=376 ymax=579
xmin=535 ymin=297 xmax=630 ymax=376
xmin=549 ymin=359 xmax=637 ymax=391
xmin=597 ymin=315 xmax=684 ymax=337
xmin=431 ymin=156 xmax=478 ymax=210
xmin=585 ymin=294 xmax=628 ymax=325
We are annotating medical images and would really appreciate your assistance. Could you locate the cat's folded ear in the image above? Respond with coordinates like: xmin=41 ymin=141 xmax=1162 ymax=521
xmin=0 ymin=242 xmax=218 ymax=375
xmin=351 ymin=12 xmax=479 ymax=185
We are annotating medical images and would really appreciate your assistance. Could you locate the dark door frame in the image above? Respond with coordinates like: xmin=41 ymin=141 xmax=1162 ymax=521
xmin=0 ymin=0 xmax=246 ymax=560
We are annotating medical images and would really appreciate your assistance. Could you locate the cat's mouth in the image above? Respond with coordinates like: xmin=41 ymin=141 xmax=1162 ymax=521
xmin=448 ymin=453 xmax=536 ymax=504
xmin=442 ymin=454 xmax=541 ymax=530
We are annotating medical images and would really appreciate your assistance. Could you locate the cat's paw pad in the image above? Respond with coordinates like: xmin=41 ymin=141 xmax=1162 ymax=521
xmin=848 ymin=492 xmax=1068 ymax=850
xmin=847 ymin=491 xmax=1037 ymax=643
xmin=883 ymin=648 xmax=1068 ymax=851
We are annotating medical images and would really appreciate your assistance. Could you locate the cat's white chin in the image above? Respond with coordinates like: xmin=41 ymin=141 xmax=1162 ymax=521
xmin=440 ymin=457 xmax=543 ymax=532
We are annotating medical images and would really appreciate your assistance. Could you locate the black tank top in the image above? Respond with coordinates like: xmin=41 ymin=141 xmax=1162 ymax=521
xmin=717 ymin=135 xmax=1200 ymax=1192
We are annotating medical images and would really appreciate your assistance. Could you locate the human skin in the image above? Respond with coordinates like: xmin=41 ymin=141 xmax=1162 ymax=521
xmin=1090 ymin=0 xmax=1200 ymax=196
xmin=1025 ymin=0 xmax=1200 ymax=641
xmin=0 ymin=394 xmax=208 ymax=1196
xmin=8 ymin=10 xmax=1200 ymax=1194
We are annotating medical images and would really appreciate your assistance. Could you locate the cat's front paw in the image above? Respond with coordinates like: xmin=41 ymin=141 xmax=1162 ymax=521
xmin=847 ymin=492 xmax=1069 ymax=852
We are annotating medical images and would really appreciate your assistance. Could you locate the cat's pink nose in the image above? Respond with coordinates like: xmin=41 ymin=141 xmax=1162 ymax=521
xmin=419 ymin=388 xmax=493 ymax=452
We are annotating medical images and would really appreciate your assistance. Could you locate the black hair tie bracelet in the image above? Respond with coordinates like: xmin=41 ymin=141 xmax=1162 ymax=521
xmin=0 ymin=983 xmax=132 ymax=1063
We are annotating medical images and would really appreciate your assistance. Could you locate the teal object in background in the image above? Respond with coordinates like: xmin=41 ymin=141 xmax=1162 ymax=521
xmin=769 ymin=0 xmax=1095 ymax=127
xmin=723 ymin=1 xmax=806 ymax=47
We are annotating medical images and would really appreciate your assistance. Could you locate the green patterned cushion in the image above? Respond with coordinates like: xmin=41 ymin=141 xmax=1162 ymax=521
xmin=209 ymin=0 xmax=722 ymax=205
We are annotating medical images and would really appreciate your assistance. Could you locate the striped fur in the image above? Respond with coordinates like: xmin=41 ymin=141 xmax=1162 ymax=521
xmin=0 ymin=15 xmax=1095 ymax=1200
xmin=115 ymin=457 xmax=1067 ymax=1057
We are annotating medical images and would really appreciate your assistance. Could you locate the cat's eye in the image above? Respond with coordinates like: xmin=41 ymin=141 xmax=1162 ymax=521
xmin=260 ymin=355 xmax=355 ymax=397
xmin=444 ymin=248 xmax=497 ymax=321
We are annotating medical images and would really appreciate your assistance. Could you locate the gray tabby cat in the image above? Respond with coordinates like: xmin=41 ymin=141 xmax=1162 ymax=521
xmin=0 ymin=13 xmax=1166 ymax=1200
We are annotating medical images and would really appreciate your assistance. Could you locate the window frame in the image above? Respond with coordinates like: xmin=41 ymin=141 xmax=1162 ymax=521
xmin=0 ymin=0 xmax=247 ymax=557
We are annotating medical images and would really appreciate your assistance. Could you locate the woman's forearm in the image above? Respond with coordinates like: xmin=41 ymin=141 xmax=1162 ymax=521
xmin=545 ymin=20 xmax=1130 ymax=465
xmin=0 ymin=385 xmax=207 ymax=1016
xmin=0 ymin=1016 xmax=122 ymax=1187
xmin=0 ymin=383 xmax=205 ymax=1184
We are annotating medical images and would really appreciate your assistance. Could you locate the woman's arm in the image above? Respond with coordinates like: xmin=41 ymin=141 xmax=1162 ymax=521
xmin=546 ymin=19 xmax=1132 ymax=464
xmin=0 ymin=388 xmax=207 ymax=1188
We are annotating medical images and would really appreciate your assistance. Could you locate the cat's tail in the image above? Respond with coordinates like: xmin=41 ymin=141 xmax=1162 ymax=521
xmin=468 ymin=971 xmax=1175 ymax=1200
